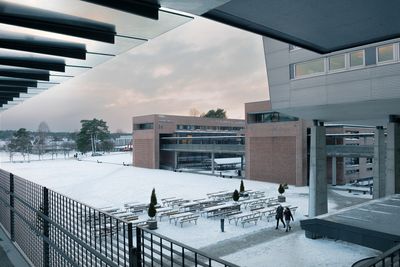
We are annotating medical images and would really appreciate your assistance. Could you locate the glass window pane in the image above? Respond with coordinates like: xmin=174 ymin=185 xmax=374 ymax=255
xmin=350 ymin=50 xmax=364 ymax=67
xmin=378 ymin=44 xmax=394 ymax=62
xmin=295 ymin=59 xmax=324 ymax=77
xmin=329 ymin=54 xmax=345 ymax=71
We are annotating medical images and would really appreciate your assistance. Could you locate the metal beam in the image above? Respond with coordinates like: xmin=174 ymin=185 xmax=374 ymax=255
xmin=0 ymin=56 xmax=65 ymax=72
xmin=82 ymin=0 xmax=160 ymax=20
xmin=0 ymin=30 xmax=86 ymax=59
xmin=326 ymin=145 xmax=374 ymax=158
xmin=0 ymin=86 xmax=28 ymax=94
xmin=0 ymin=78 xmax=37 ymax=87
xmin=0 ymin=67 xmax=50 ymax=81
xmin=0 ymin=1 xmax=116 ymax=43
xmin=0 ymin=92 xmax=20 ymax=98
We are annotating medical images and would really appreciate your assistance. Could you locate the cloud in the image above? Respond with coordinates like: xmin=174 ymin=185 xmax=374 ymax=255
xmin=0 ymin=17 xmax=268 ymax=132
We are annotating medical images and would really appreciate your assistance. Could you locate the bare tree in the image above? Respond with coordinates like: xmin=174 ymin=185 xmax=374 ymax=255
xmin=35 ymin=122 xmax=50 ymax=160
xmin=189 ymin=108 xmax=201 ymax=117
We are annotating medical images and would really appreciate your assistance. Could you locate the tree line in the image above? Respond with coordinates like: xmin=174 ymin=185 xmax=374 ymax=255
xmin=2 ymin=119 xmax=123 ymax=161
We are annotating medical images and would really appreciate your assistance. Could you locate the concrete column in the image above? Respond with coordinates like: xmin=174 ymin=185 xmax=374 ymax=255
xmin=332 ymin=157 xmax=337 ymax=186
xmin=373 ymin=126 xmax=386 ymax=199
xmin=174 ymin=151 xmax=178 ymax=170
xmin=211 ymin=152 xmax=215 ymax=175
xmin=386 ymin=116 xmax=400 ymax=195
xmin=309 ymin=121 xmax=327 ymax=217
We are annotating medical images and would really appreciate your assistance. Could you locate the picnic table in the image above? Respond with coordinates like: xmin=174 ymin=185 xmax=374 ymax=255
xmin=202 ymin=203 xmax=240 ymax=218
xmin=179 ymin=202 xmax=201 ymax=211
xmin=125 ymin=203 xmax=148 ymax=213
xmin=157 ymin=209 xmax=180 ymax=222
xmin=169 ymin=212 xmax=195 ymax=224
xmin=99 ymin=206 xmax=120 ymax=213
xmin=228 ymin=211 xmax=260 ymax=226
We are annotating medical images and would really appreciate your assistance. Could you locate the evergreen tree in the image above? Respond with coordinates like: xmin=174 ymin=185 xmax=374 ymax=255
xmin=150 ymin=188 xmax=157 ymax=206
xmin=76 ymin=119 xmax=111 ymax=154
xmin=278 ymin=184 xmax=285 ymax=195
xmin=202 ymin=108 xmax=227 ymax=119
xmin=232 ymin=189 xmax=240 ymax=202
xmin=148 ymin=203 xmax=156 ymax=218
xmin=8 ymin=128 xmax=32 ymax=161
xmin=240 ymin=180 xmax=245 ymax=192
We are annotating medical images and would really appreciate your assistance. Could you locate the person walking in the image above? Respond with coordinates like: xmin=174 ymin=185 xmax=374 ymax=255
xmin=275 ymin=205 xmax=285 ymax=229
xmin=284 ymin=207 xmax=294 ymax=232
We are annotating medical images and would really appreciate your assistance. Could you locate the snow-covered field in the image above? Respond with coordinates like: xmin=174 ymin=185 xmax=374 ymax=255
xmin=0 ymin=152 xmax=379 ymax=266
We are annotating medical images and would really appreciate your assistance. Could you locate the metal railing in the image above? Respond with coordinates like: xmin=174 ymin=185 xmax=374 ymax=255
xmin=136 ymin=227 xmax=239 ymax=267
xmin=0 ymin=169 xmax=135 ymax=267
xmin=356 ymin=243 xmax=400 ymax=267
xmin=0 ymin=168 xmax=239 ymax=267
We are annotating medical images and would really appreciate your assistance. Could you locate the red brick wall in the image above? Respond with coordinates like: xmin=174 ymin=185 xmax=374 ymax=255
xmin=133 ymin=138 xmax=154 ymax=169
xmin=247 ymin=136 xmax=297 ymax=185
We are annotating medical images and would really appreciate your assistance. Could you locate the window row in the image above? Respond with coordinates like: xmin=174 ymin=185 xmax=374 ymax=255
xmin=291 ymin=43 xmax=398 ymax=79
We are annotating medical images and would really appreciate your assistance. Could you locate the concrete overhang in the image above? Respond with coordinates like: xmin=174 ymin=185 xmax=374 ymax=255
xmin=0 ymin=0 xmax=192 ymax=109
xmin=201 ymin=0 xmax=400 ymax=54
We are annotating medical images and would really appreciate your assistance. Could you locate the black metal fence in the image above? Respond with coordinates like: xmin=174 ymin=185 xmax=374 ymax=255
xmin=0 ymin=169 xmax=134 ymax=267
xmin=136 ymin=227 xmax=239 ymax=267
xmin=0 ymin=168 xmax=238 ymax=267
xmin=357 ymin=243 xmax=400 ymax=267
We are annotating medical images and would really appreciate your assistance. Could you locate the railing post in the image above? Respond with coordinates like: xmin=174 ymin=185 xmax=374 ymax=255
xmin=134 ymin=226 xmax=142 ymax=267
xmin=128 ymin=223 xmax=141 ymax=267
xmin=43 ymin=187 xmax=50 ymax=267
xmin=9 ymin=173 xmax=15 ymax=241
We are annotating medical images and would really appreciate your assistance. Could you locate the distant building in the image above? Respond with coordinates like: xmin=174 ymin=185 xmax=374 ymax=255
xmin=113 ymin=135 xmax=132 ymax=151
xmin=245 ymin=100 xmax=375 ymax=186
xmin=245 ymin=100 xmax=308 ymax=186
xmin=132 ymin=115 xmax=245 ymax=170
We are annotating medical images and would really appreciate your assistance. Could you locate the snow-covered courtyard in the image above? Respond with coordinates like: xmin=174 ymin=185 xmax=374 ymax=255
xmin=0 ymin=152 xmax=379 ymax=267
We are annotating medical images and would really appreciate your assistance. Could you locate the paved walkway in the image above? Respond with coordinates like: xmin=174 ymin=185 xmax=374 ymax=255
xmin=0 ymin=226 xmax=31 ymax=267
xmin=200 ymin=190 xmax=370 ymax=258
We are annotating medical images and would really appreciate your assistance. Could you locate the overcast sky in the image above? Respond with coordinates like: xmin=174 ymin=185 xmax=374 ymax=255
xmin=0 ymin=17 xmax=268 ymax=133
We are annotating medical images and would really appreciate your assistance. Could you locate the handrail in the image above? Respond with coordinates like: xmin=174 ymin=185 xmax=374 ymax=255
xmin=357 ymin=242 xmax=400 ymax=267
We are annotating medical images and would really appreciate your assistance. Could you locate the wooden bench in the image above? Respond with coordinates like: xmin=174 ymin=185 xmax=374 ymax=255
xmin=241 ymin=215 xmax=261 ymax=227
xmin=178 ymin=215 xmax=199 ymax=227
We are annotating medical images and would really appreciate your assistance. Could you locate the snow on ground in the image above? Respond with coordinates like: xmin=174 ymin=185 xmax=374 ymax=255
xmin=223 ymin=231 xmax=379 ymax=267
xmin=0 ymin=152 xmax=378 ymax=266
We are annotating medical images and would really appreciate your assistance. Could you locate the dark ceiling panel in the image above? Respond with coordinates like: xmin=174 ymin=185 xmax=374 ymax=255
xmin=203 ymin=0 xmax=400 ymax=54
xmin=0 ymin=78 xmax=37 ymax=87
xmin=0 ymin=86 xmax=28 ymax=93
xmin=0 ymin=92 xmax=20 ymax=98
xmin=0 ymin=1 xmax=116 ymax=43
xmin=0 ymin=30 xmax=86 ymax=59
xmin=0 ymin=56 xmax=65 ymax=72
xmin=0 ymin=67 xmax=50 ymax=81
xmin=82 ymin=0 xmax=160 ymax=20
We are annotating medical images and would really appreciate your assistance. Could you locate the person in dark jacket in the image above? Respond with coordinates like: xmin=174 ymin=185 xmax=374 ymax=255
xmin=284 ymin=207 xmax=294 ymax=232
xmin=275 ymin=205 xmax=285 ymax=229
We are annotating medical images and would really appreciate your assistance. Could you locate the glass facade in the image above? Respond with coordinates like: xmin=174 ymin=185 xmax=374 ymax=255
xmin=329 ymin=54 xmax=345 ymax=71
xmin=378 ymin=44 xmax=394 ymax=62
xmin=350 ymin=50 xmax=364 ymax=67
xmin=294 ymin=58 xmax=324 ymax=78
xmin=176 ymin=125 xmax=243 ymax=132
xmin=134 ymin=123 xmax=154 ymax=130
xmin=248 ymin=111 xmax=298 ymax=124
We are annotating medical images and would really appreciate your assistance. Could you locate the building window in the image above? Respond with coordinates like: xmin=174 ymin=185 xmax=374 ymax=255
xmin=329 ymin=54 xmax=346 ymax=71
xmin=294 ymin=58 xmax=325 ymax=78
xmin=377 ymin=44 xmax=394 ymax=63
xmin=367 ymin=167 xmax=373 ymax=171
xmin=134 ymin=123 xmax=153 ymax=130
xmin=366 ymin=157 xmax=373 ymax=164
xmin=350 ymin=50 xmax=364 ymax=67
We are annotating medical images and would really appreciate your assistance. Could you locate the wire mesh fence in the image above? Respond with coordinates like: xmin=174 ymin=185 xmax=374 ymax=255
xmin=0 ymin=168 xmax=238 ymax=267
